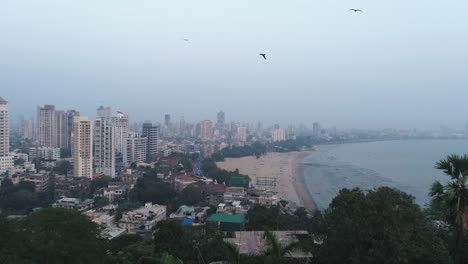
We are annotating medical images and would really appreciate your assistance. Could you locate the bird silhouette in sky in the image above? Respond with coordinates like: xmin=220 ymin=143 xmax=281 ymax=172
xmin=183 ymin=38 xmax=190 ymax=42
xmin=349 ymin=9 xmax=363 ymax=12
xmin=259 ymin=53 xmax=267 ymax=60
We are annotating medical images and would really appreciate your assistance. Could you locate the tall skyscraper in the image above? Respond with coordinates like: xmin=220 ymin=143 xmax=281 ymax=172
xmin=272 ymin=128 xmax=286 ymax=142
xmin=216 ymin=111 xmax=225 ymax=130
xmin=39 ymin=105 xmax=57 ymax=147
xmin=66 ymin=110 xmax=80 ymax=151
xmin=112 ymin=112 xmax=129 ymax=157
xmin=22 ymin=118 xmax=35 ymax=140
xmin=313 ymin=122 xmax=320 ymax=137
xmin=96 ymin=106 xmax=112 ymax=121
xmin=94 ymin=118 xmax=116 ymax=177
xmin=55 ymin=110 xmax=68 ymax=149
xmin=0 ymin=97 xmax=13 ymax=174
xmin=201 ymin=120 xmax=213 ymax=142
xmin=237 ymin=126 xmax=247 ymax=143
xmin=164 ymin=114 xmax=171 ymax=126
xmin=142 ymin=123 xmax=159 ymax=162
xmin=126 ymin=135 xmax=147 ymax=165
xmin=72 ymin=116 xmax=93 ymax=178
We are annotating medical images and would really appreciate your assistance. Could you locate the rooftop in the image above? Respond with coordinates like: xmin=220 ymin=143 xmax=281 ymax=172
xmin=207 ymin=213 xmax=245 ymax=224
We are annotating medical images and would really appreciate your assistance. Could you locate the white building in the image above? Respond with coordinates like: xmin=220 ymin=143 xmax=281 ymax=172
xmin=237 ymin=127 xmax=247 ymax=143
xmin=72 ymin=116 xmax=93 ymax=178
xmin=119 ymin=203 xmax=166 ymax=234
xmin=126 ymin=135 xmax=147 ymax=165
xmin=0 ymin=97 xmax=13 ymax=175
xmin=29 ymin=146 xmax=61 ymax=161
xmin=272 ymin=129 xmax=286 ymax=142
xmin=112 ymin=112 xmax=129 ymax=160
xmin=94 ymin=118 xmax=116 ymax=178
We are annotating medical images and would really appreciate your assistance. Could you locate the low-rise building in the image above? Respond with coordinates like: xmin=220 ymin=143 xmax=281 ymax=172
xmin=119 ymin=203 xmax=166 ymax=234
xmin=224 ymin=187 xmax=247 ymax=203
xmin=55 ymin=176 xmax=91 ymax=198
xmin=225 ymin=231 xmax=312 ymax=258
xmin=175 ymin=174 xmax=201 ymax=191
xmin=95 ymin=183 xmax=130 ymax=202
xmin=29 ymin=147 xmax=60 ymax=161
xmin=21 ymin=173 xmax=51 ymax=192
xmin=192 ymin=181 xmax=226 ymax=206
xmin=52 ymin=198 xmax=94 ymax=211
xmin=169 ymin=205 xmax=210 ymax=223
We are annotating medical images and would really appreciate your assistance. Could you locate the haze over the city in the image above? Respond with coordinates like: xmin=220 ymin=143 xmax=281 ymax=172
xmin=1 ymin=0 xmax=467 ymax=129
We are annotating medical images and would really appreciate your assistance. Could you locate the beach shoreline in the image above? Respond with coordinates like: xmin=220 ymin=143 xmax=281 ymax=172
xmin=217 ymin=151 xmax=317 ymax=211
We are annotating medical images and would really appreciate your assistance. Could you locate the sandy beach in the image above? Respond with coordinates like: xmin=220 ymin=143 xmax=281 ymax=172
xmin=217 ymin=152 xmax=317 ymax=210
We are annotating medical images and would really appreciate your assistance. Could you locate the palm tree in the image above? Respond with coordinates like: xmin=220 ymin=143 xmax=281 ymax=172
xmin=160 ymin=253 xmax=184 ymax=264
xmin=431 ymin=154 xmax=468 ymax=264
xmin=262 ymin=231 xmax=300 ymax=264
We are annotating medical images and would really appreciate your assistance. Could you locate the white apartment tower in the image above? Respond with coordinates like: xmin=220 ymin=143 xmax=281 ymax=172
xmin=126 ymin=135 xmax=147 ymax=165
xmin=112 ymin=112 xmax=129 ymax=157
xmin=0 ymin=97 xmax=13 ymax=174
xmin=94 ymin=118 xmax=116 ymax=177
xmin=272 ymin=128 xmax=286 ymax=142
xmin=39 ymin=105 xmax=57 ymax=147
xmin=237 ymin=127 xmax=247 ymax=143
xmin=72 ymin=116 xmax=93 ymax=178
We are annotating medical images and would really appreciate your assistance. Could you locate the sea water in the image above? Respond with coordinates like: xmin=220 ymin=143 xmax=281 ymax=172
xmin=302 ymin=140 xmax=468 ymax=210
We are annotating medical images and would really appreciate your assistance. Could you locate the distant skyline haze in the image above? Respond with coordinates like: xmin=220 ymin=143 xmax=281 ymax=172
xmin=1 ymin=0 xmax=467 ymax=129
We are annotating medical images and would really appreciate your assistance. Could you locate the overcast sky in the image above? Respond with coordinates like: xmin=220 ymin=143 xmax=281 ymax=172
xmin=1 ymin=0 xmax=467 ymax=129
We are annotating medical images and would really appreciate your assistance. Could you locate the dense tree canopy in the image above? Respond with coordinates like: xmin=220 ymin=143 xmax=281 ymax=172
xmin=129 ymin=175 xmax=176 ymax=205
xmin=201 ymin=159 xmax=250 ymax=187
xmin=0 ymin=208 xmax=107 ymax=264
xmin=313 ymin=187 xmax=451 ymax=264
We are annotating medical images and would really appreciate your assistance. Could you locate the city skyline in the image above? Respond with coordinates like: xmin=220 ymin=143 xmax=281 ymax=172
xmin=2 ymin=1 xmax=468 ymax=129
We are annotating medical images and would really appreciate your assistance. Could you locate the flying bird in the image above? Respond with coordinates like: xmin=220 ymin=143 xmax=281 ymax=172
xmin=183 ymin=38 xmax=190 ymax=42
xmin=259 ymin=53 xmax=267 ymax=60
xmin=349 ymin=9 xmax=363 ymax=12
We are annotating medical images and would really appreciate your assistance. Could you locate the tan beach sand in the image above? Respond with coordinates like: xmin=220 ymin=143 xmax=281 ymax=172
xmin=217 ymin=152 xmax=317 ymax=210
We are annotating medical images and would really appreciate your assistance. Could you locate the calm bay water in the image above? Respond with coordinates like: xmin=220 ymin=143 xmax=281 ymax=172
xmin=302 ymin=140 xmax=468 ymax=210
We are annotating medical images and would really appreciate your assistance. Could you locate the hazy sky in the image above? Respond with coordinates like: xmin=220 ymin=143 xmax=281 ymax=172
xmin=1 ymin=0 xmax=468 ymax=129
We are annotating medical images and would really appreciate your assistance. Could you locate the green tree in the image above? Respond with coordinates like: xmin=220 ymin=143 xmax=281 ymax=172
xmin=314 ymin=187 xmax=451 ymax=264
xmin=176 ymin=185 xmax=204 ymax=207
xmin=430 ymin=154 xmax=468 ymax=264
xmin=54 ymin=160 xmax=72 ymax=176
xmin=160 ymin=253 xmax=184 ymax=264
xmin=91 ymin=176 xmax=112 ymax=193
xmin=262 ymin=230 xmax=300 ymax=264
xmin=10 ymin=208 xmax=107 ymax=264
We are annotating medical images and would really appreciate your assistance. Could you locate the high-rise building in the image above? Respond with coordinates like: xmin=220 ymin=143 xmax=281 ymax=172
xmin=142 ymin=123 xmax=159 ymax=162
xmin=22 ymin=118 xmax=35 ymax=140
xmin=94 ymin=118 xmax=116 ymax=177
xmin=96 ymin=106 xmax=112 ymax=121
xmin=72 ymin=116 xmax=93 ymax=178
xmin=164 ymin=114 xmax=171 ymax=127
xmin=39 ymin=105 xmax=57 ymax=147
xmin=0 ymin=97 xmax=13 ymax=174
xmin=67 ymin=110 xmax=80 ymax=151
xmin=216 ymin=111 xmax=225 ymax=131
xmin=179 ymin=117 xmax=186 ymax=137
xmin=126 ymin=135 xmax=147 ymax=165
xmin=272 ymin=129 xmax=286 ymax=142
xmin=313 ymin=122 xmax=320 ymax=137
xmin=201 ymin=120 xmax=213 ymax=142
xmin=112 ymin=112 xmax=129 ymax=157
xmin=55 ymin=110 xmax=68 ymax=149
xmin=237 ymin=126 xmax=247 ymax=143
